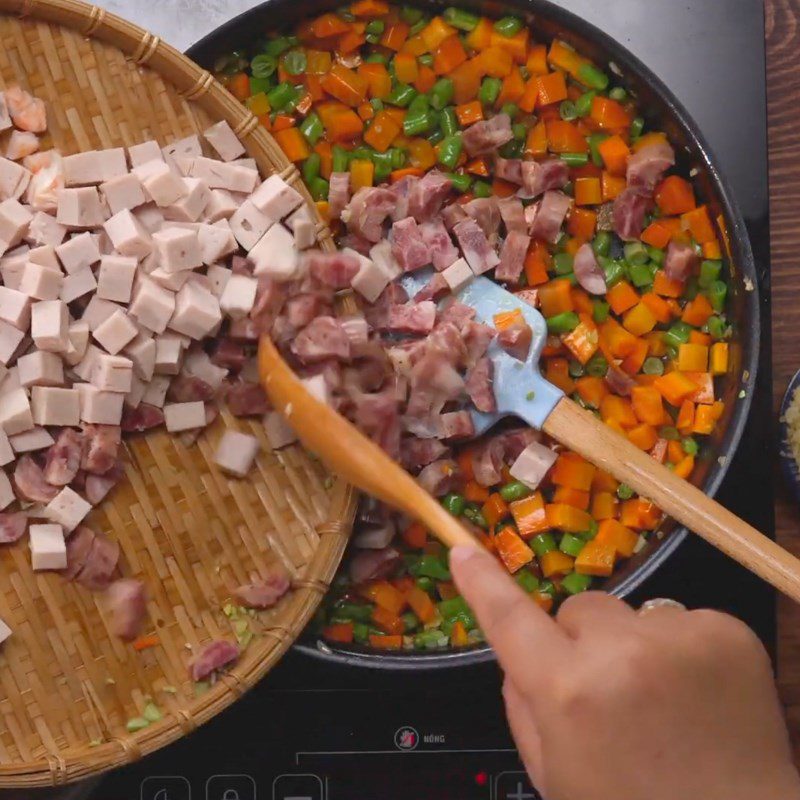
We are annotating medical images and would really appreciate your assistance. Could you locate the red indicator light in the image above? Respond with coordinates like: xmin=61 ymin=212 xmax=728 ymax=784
xmin=474 ymin=772 xmax=488 ymax=786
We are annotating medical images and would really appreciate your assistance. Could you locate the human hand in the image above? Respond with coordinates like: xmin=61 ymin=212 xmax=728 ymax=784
xmin=450 ymin=545 xmax=800 ymax=800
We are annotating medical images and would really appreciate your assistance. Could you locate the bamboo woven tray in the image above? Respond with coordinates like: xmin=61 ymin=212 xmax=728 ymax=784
xmin=0 ymin=0 xmax=356 ymax=787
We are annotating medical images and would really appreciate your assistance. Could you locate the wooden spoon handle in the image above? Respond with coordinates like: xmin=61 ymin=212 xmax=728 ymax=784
xmin=543 ymin=397 xmax=800 ymax=601
xmin=258 ymin=337 xmax=477 ymax=549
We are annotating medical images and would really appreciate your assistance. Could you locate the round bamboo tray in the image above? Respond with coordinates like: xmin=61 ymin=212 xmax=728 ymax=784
xmin=0 ymin=0 xmax=356 ymax=787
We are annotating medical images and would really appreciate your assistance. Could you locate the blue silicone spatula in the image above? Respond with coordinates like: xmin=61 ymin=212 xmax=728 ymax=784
xmin=260 ymin=270 xmax=800 ymax=602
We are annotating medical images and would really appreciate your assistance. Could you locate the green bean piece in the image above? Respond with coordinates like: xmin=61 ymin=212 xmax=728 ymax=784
xmin=568 ymin=359 xmax=585 ymax=379
xmin=658 ymin=425 xmax=680 ymax=441
xmin=493 ymin=15 xmax=524 ymax=36
xmin=706 ymin=315 xmax=728 ymax=340
xmin=559 ymin=533 xmax=586 ymax=557
xmin=264 ymin=36 xmax=292 ymax=57
xmin=500 ymin=138 xmax=524 ymax=159
xmin=707 ymin=280 xmax=728 ymax=312
xmin=561 ymin=152 xmax=589 ymax=167
xmin=546 ymin=311 xmax=580 ymax=334
xmin=390 ymin=147 xmax=407 ymax=168
xmin=437 ymin=133 xmax=463 ymax=169
xmin=401 ymin=5 xmax=424 ymax=24
xmin=365 ymin=52 xmax=388 ymax=64
xmin=609 ymin=86 xmax=628 ymax=101
xmin=577 ymin=62 xmax=609 ymax=90
xmin=370 ymin=97 xmax=384 ymax=112
xmin=352 ymin=622 xmax=370 ymax=643
xmin=646 ymin=245 xmax=665 ymax=266
xmin=266 ymin=82 xmax=296 ymax=112
xmin=337 ymin=8 xmax=355 ymax=21
xmin=642 ymin=356 xmax=665 ymax=376
xmin=251 ymin=53 xmax=277 ymax=79
xmin=515 ymin=570 xmax=540 ymax=593
xmin=249 ymin=77 xmax=272 ymax=96
xmin=561 ymin=572 xmax=593 ymax=595
xmin=553 ymin=253 xmax=574 ymax=276
xmin=439 ymin=106 xmax=459 ymax=136
xmin=307 ymin=176 xmax=329 ymax=201
xmin=623 ymin=241 xmax=650 ymax=265
xmin=437 ymin=596 xmax=476 ymax=629
xmin=499 ymin=481 xmax=532 ymax=503
xmin=331 ymin=145 xmax=349 ymax=174
xmin=592 ymin=230 xmax=612 ymax=257
xmin=445 ymin=172 xmax=472 ymax=192
xmin=575 ymin=91 xmax=595 ymax=117
xmin=443 ymin=6 xmax=480 ymax=30
xmin=512 ymin=122 xmax=527 ymax=141
xmin=587 ymin=133 xmax=608 ymax=167
xmin=302 ymin=152 xmax=321 ymax=183
xmin=415 ymin=576 xmax=435 ymax=593
xmin=630 ymin=116 xmax=645 ymax=139
xmin=501 ymin=102 xmax=519 ymax=119
xmin=585 ymin=353 xmax=609 ymax=378
xmin=442 ymin=493 xmax=466 ymax=516
xmin=531 ymin=532 xmax=557 ymax=557
xmin=473 ymin=179 xmax=492 ymax=198
xmin=538 ymin=579 xmax=556 ymax=596
xmin=662 ymin=321 xmax=692 ymax=348
xmin=299 ymin=112 xmax=324 ymax=145
xmin=283 ymin=50 xmax=307 ymax=76
xmin=372 ymin=151 xmax=393 ymax=182
xmin=409 ymin=554 xmax=451 ymax=581
xmin=616 ymin=483 xmax=635 ymax=500
xmin=559 ymin=100 xmax=578 ymax=121
xmin=386 ymin=83 xmax=417 ymax=107
xmin=429 ymin=78 xmax=455 ymax=110
xmin=600 ymin=257 xmax=626 ymax=287
xmin=479 ymin=77 xmax=502 ymax=106
xmin=404 ymin=109 xmax=434 ymax=136
xmin=698 ymin=259 xmax=723 ymax=289
xmin=401 ymin=611 xmax=420 ymax=632
xmin=592 ymin=300 xmax=611 ymax=325
xmin=682 ymin=437 xmax=699 ymax=456
xmin=365 ymin=19 xmax=385 ymax=35
xmin=628 ymin=262 xmax=654 ymax=289
xmin=584 ymin=519 xmax=599 ymax=539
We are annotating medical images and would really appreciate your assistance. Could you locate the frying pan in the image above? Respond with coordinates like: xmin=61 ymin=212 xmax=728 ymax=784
xmin=188 ymin=0 xmax=760 ymax=669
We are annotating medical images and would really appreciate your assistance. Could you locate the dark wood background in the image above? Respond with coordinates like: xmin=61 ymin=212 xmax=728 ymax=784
xmin=765 ymin=0 xmax=800 ymax=755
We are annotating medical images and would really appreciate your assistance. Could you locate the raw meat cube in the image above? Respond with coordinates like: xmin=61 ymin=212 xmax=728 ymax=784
xmin=128 ymin=278 xmax=175 ymax=334
xmin=100 ymin=172 xmax=146 ymax=215
xmin=63 ymin=148 xmax=126 ymax=185
xmin=189 ymin=157 xmax=258 ymax=193
xmin=152 ymin=227 xmax=201 ymax=273
xmin=55 ymin=231 xmax=100 ymax=273
xmin=154 ymin=334 xmax=183 ymax=375
xmin=64 ymin=320 xmax=89 ymax=366
xmin=31 ymin=386 xmax=80 ymax=426
xmin=56 ymin=187 xmax=106 ymax=227
xmin=31 ymin=299 xmax=68 ymax=351
xmin=214 ymin=430 xmax=260 ymax=476
xmin=0 ymin=286 xmax=31 ymax=329
xmin=199 ymin=221 xmax=236 ymax=264
xmin=204 ymin=120 xmax=246 ymax=162
xmin=72 ymin=343 xmax=103 ymax=382
xmin=91 ymin=353 xmax=133 ymax=392
xmin=0 ymin=198 xmax=33 ymax=249
xmin=0 ymin=157 xmax=31 ymax=202
xmin=96 ymin=254 xmax=137 ymax=302
xmin=164 ymin=400 xmax=206 ymax=432
xmin=134 ymin=160 xmax=187 ymax=207
xmin=250 ymin=174 xmax=303 ymax=221
xmin=27 ymin=211 xmax=66 ymax=247
xmin=19 ymin=262 xmax=63 ymax=300
xmin=103 ymin=208 xmax=152 ymax=259
xmin=0 ymin=428 xmax=13 ymax=465
xmin=264 ymin=410 xmax=297 ymax=449
xmin=45 ymin=487 xmax=91 ymax=532
xmin=219 ymin=273 xmax=257 ymax=319
xmin=29 ymin=523 xmax=67 ymax=570
xmin=128 ymin=140 xmax=163 ymax=168
xmin=18 ymin=350 xmax=63 ymax=387
xmin=93 ymin=308 xmax=138 ymax=355
xmin=0 ymin=387 xmax=32 ymax=434
xmin=203 ymin=189 xmax=239 ymax=222
xmin=249 ymin=223 xmax=297 ymax=280
xmin=229 ymin=199 xmax=272 ymax=251
xmin=142 ymin=374 xmax=170 ymax=407
xmin=0 ymin=319 xmax=24 ymax=364
xmin=0 ymin=470 xmax=13 ymax=509
xmin=124 ymin=333 xmax=156 ymax=381
xmin=81 ymin=295 xmax=122 ymax=332
xmin=163 ymin=178 xmax=210 ymax=222
xmin=60 ymin=266 xmax=97 ymax=304
xmin=169 ymin=281 xmax=221 ymax=339
xmin=206 ymin=264 xmax=232 ymax=297
xmin=76 ymin=383 xmax=124 ymax=424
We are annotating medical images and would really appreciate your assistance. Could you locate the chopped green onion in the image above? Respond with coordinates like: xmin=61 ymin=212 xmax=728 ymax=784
xmin=546 ymin=311 xmax=580 ymax=334
xmin=443 ymin=6 xmax=480 ymax=30
xmin=473 ymin=179 xmax=492 ymax=198
xmin=562 ymin=572 xmax=593 ymax=595
xmin=642 ymin=356 xmax=665 ymax=376
xmin=499 ymin=481 xmax=532 ymax=503
xmin=437 ymin=133 xmax=463 ymax=169
xmin=616 ymin=483 xmax=634 ymax=500
xmin=559 ymin=533 xmax=586 ymax=557
xmin=365 ymin=52 xmax=388 ymax=64
xmin=442 ymin=493 xmax=466 ymax=516
xmin=493 ymin=15 xmax=524 ymax=36
xmin=250 ymin=53 xmax=277 ymax=78
xmin=561 ymin=152 xmax=589 ymax=167
xmin=531 ymin=533 xmax=557 ymax=557
xmin=577 ymin=62 xmax=609 ymax=91
xmin=585 ymin=353 xmax=609 ymax=378
xmin=559 ymin=100 xmax=578 ymax=121
xmin=248 ymin=77 xmax=272 ymax=96
xmin=283 ymin=50 xmax=307 ymax=76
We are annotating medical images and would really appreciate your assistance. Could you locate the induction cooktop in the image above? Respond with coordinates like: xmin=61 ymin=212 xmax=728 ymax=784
xmin=5 ymin=2 xmax=770 ymax=798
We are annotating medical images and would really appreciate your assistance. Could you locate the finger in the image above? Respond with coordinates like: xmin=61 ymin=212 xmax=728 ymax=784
xmin=450 ymin=546 xmax=570 ymax=687
xmin=638 ymin=598 xmax=687 ymax=619
xmin=502 ymin=678 xmax=548 ymax=794
xmin=556 ymin=590 xmax=637 ymax=639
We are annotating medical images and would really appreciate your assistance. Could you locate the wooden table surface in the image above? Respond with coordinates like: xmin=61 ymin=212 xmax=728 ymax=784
xmin=765 ymin=0 xmax=800 ymax=754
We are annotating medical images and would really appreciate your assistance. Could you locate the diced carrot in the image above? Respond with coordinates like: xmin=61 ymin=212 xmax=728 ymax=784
xmin=677 ymin=343 xmax=709 ymax=372
xmin=681 ymin=205 xmax=716 ymax=243
xmin=676 ymin=399 xmax=695 ymax=434
xmin=600 ymin=394 xmax=638 ymax=428
xmin=595 ymin=519 xmax=639 ymax=558
xmin=482 ymin=493 xmax=510 ymax=528
xmin=571 ymin=288 xmax=595 ymax=315
xmin=553 ymin=486 xmax=590 ymax=511
xmin=132 ymin=634 xmax=160 ymax=651
xmin=458 ymin=448 xmax=475 ymax=481
xmin=492 ymin=177 xmax=518 ymax=198
xmin=534 ymin=71 xmax=568 ymax=107
xmin=478 ymin=45 xmax=514 ymax=78
xmin=538 ymin=279 xmax=574 ymax=317
xmin=645 ymin=331 xmax=668 ymax=357
xmin=229 ymin=73 xmax=251 ymax=102
xmin=360 ymin=580 xmax=406 ymax=615
xmin=497 ymin=67 xmax=526 ymax=106
xmin=703 ymin=239 xmax=722 ymax=260
xmin=574 ymin=177 xmax=602 ymax=206
xmin=465 ymin=17 xmax=493 ymax=50
xmin=685 ymin=372 xmax=714 ymax=404
xmin=590 ymin=96 xmax=631 ymax=129
xmin=274 ymin=127 xmax=310 ymax=162
xmin=532 ymin=592 xmax=554 ymax=612
xmin=598 ymin=134 xmax=630 ymax=175
xmin=407 ymin=137 xmax=437 ymax=170
xmin=310 ymin=12 xmax=351 ymax=38
xmin=493 ymin=307 xmax=525 ymax=331
xmin=545 ymin=357 xmax=575 ymax=394
xmin=321 ymin=63 xmax=368 ymax=107
xmin=689 ymin=330 xmax=712 ymax=346
xmin=574 ymin=376 xmax=608 ymax=409
xmin=393 ymin=51 xmax=418 ymax=84
xmin=363 ymin=109 xmax=401 ymax=152
xmin=566 ymin=207 xmax=597 ymax=241
xmin=673 ymin=454 xmax=695 ymax=479
xmin=640 ymin=293 xmax=671 ymax=324
xmin=380 ymin=20 xmax=410 ymax=50
xmin=437 ymin=581 xmax=459 ymax=600
xmin=489 ymin=26 xmax=529 ymax=62
xmin=622 ymin=302 xmax=657 ymax=336
xmin=631 ymin=385 xmax=664 ymax=426
xmin=510 ymin=493 xmax=549 ymax=538
xmin=402 ymin=521 xmax=427 ymax=549
xmin=400 ymin=33 xmax=427 ymax=56
xmin=318 ymin=102 xmax=365 ymax=142
xmin=592 ymin=468 xmax=619 ymax=493
xmin=562 ymin=318 xmax=599 ymax=364
xmin=548 ymin=39 xmax=584 ymax=75
xmin=652 ymin=270 xmax=685 ymax=297
xmin=710 ymin=342 xmax=729 ymax=375
xmin=450 ymin=619 xmax=470 ymax=646
xmin=599 ymin=318 xmax=639 ymax=359
xmin=546 ymin=119 xmax=588 ymax=153
xmin=323 ymin=622 xmax=355 ymax=643
xmin=655 ymin=175 xmax=696 ymax=215
xmin=406 ymin=585 xmax=436 ymax=623
xmin=627 ymin=422 xmax=658 ymax=451
xmin=620 ymin=337 xmax=647 ymax=375
xmin=526 ymin=43 xmax=548 ymax=75
xmin=369 ymin=634 xmax=403 ymax=649
xmin=591 ymin=491 xmax=618 ymax=520
xmin=434 ymin=34 xmax=467 ymax=75
xmin=653 ymin=371 xmax=699 ymax=407
xmin=350 ymin=0 xmax=389 ymax=16
xmin=682 ymin=294 xmax=714 ymax=327
xmin=349 ymin=158 xmax=374 ymax=191
xmin=601 ymin=171 xmax=627 ymax=201
xmin=358 ymin=62 xmax=392 ymax=99
xmin=449 ymin=58 xmax=484 ymax=104
xmin=389 ymin=166 xmax=424 ymax=182
xmin=540 ymin=549 xmax=575 ymax=578
xmin=574 ymin=539 xmax=616 ymax=576
xmin=606 ymin=281 xmax=639 ymax=315
xmin=545 ymin=502 xmax=593 ymax=532
xmin=420 ymin=16 xmax=457 ymax=51
xmin=371 ymin=605 xmax=404 ymax=634
xmin=495 ymin=526 xmax=535 ymax=573
xmin=338 ymin=28 xmax=367 ymax=54
xmin=631 ymin=131 xmax=668 ymax=152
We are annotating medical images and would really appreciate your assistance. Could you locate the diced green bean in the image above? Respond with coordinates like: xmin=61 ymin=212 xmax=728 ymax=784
xmin=575 ymin=91 xmax=595 ymax=117
xmin=628 ymin=262 xmax=655 ymax=288
xmin=264 ymin=36 xmax=291 ymax=57
xmin=658 ymin=425 xmax=680 ymax=440
xmin=546 ymin=311 xmax=580 ymax=334
xmin=401 ymin=5 xmax=424 ymax=24
xmin=600 ymin=257 xmax=626 ymax=287
xmin=554 ymin=252 xmax=574 ymax=275
xmin=366 ymin=19 xmax=385 ymax=35
xmin=584 ymin=519 xmax=599 ymax=539
xmin=365 ymin=52 xmax=388 ymax=64
xmin=493 ymin=15 xmax=523 ymax=36
xmin=404 ymin=109 xmax=434 ymax=136
xmin=302 ymin=153 xmax=321 ymax=183
xmin=592 ymin=300 xmax=610 ymax=325
xmin=592 ymin=230 xmax=612 ymax=257
xmin=266 ymin=82 xmax=296 ymax=111
xmin=587 ymin=133 xmax=608 ymax=167
xmin=515 ymin=569 xmax=540 ymax=593
xmin=415 ymin=576 xmax=435 ymax=593
xmin=682 ymin=437 xmax=699 ymax=456
xmin=437 ymin=596 xmax=476 ymax=628
xmin=390 ymin=147 xmax=407 ymax=168
xmin=568 ymin=359 xmax=585 ymax=378
xmin=352 ymin=622 xmax=370 ymax=643
xmin=442 ymin=493 xmax=466 ymax=516
xmin=577 ymin=62 xmax=609 ymax=90
xmin=299 ymin=112 xmax=324 ymax=145
xmin=646 ymin=245 xmax=665 ymax=266
xmin=707 ymin=280 xmax=728 ymax=312
xmin=699 ymin=259 xmax=723 ymax=288
xmin=428 ymin=129 xmax=445 ymax=145
xmin=445 ymin=171 xmax=472 ymax=192
xmin=251 ymin=53 xmax=277 ymax=79
xmin=370 ymin=97 xmax=384 ymax=112
xmin=663 ymin=321 xmax=692 ymax=348
xmin=512 ymin=122 xmax=527 ymax=141
xmin=609 ymin=86 xmax=628 ymax=101
xmin=531 ymin=533 xmax=557 ymax=557
xmin=538 ymin=579 xmax=556 ymax=596
xmin=706 ymin=315 xmax=728 ymax=340
xmin=439 ymin=106 xmax=459 ymax=136
xmin=561 ymin=152 xmax=589 ymax=167
xmin=337 ymin=7 xmax=355 ymax=22
xmin=630 ymin=116 xmax=645 ymax=139
xmin=414 ymin=629 xmax=447 ymax=649
xmin=559 ymin=100 xmax=578 ymax=121
xmin=624 ymin=241 xmax=650 ymax=265
xmin=429 ymin=78 xmax=455 ymax=110
xmin=616 ymin=483 xmax=634 ymax=500
xmin=444 ymin=6 xmax=480 ymax=30
xmin=418 ymin=53 xmax=434 ymax=67
xmin=332 ymin=145 xmax=349 ymax=173
xmin=409 ymin=17 xmax=427 ymax=36
xmin=307 ymin=176 xmax=329 ymax=201
xmin=409 ymin=554 xmax=451 ymax=580
xmin=248 ymin=77 xmax=272 ymax=96
xmin=334 ymin=602 xmax=373 ymax=622
xmin=437 ymin=133 xmax=462 ymax=169
xmin=559 ymin=533 xmax=586 ymax=557
xmin=283 ymin=50 xmax=307 ymax=75
xmin=562 ymin=572 xmax=593 ymax=594
xmin=500 ymin=481 xmax=532 ymax=503
xmin=585 ymin=353 xmax=608 ymax=378
xmin=386 ymin=83 xmax=417 ymax=107
xmin=473 ymin=180 xmax=492 ymax=198
xmin=479 ymin=77 xmax=502 ymax=106
xmin=500 ymin=139 xmax=524 ymax=159
xmin=401 ymin=611 xmax=419 ymax=632
xmin=501 ymin=102 xmax=519 ymax=119
xmin=642 ymin=356 xmax=665 ymax=376
xmin=463 ymin=505 xmax=488 ymax=529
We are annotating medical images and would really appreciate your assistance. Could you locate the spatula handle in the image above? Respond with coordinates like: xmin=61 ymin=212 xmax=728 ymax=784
xmin=543 ymin=397 xmax=800 ymax=602
xmin=259 ymin=337 xmax=477 ymax=550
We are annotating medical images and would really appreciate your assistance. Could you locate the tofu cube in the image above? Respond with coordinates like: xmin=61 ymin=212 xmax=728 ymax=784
xmin=169 ymin=281 xmax=221 ymax=339
xmin=31 ymin=386 xmax=80 ymax=426
xmin=0 ymin=319 xmax=25 ymax=364
xmin=0 ymin=286 xmax=31 ymax=330
xmin=0 ymin=428 xmax=14 ymax=466
xmin=18 ymin=350 xmax=64 ymax=387
xmin=134 ymin=160 xmax=187 ymax=207
xmin=152 ymin=226 xmax=201 ymax=273
xmin=128 ymin=140 xmax=163 ymax=168
xmin=56 ymin=187 xmax=106 ymax=228
xmin=128 ymin=278 xmax=175 ymax=334
xmin=31 ymin=299 xmax=68 ymax=352
xmin=0 ymin=198 xmax=33 ymax=249
xmin=0 ymin=470 xmax=14 ymax=509
xmin=249 ymin=223 xmax=297 ymax=280
xmin=0 ymin=366 xmax=20 ymax=394
xmin=164 ymin=401 xmax=206 ymax=432
xmin=189 ymin=157 xmax=258 ymax=194
xmin=124 ymin=333 xmax=156 ymax=381
xmin=55 ymin=231 xmax=101 ymax=274
xmin=203 ymin=189 xmax=239 ymax=223
xmin=10 ymin=426 xmax=54 ymax=453
xmin=60 ymin=266 xmax=97 ymax=304
xmin=100 ymin=172 xmax=146 ymax=215
xmin=27 ymin=211 xmax=67 ymax=247
xmin=29 ymin=524 xmax=67 ymax=570
xmin=76 ymin=383 xmax=124 ymax=424
xmin=64 ymin=320 xmax=90 ymax=366
xmin=264 ymin=410 xmax=297 ymax=449
xmin=103 ymin=208 xmax=152 ymax=259
xmin=63 ymin=148 xmax=127 ymax=185
xmin=250 ymin=174 xmax=303 ymax=222
xmin=45 ymin=487 xmax=91 ymax=532
xmin=204 ymin=120 xmax=246 ymax=162
xmin=350 ymin=251 xmax=390 ymax=304
xmin=206 ymin=264 xmax=232 ymax=298
xmin=19 ymin=262 xmax=63 ymax=300
xmin=96 ymin=254 xmax=137 ymax=302
xmin=229 ymin=200 xmax=272 ymax=251
xmin=163 ymin=178 xmax=211 ymax=223
xmin=198 ymin=221 xmax=236 ymax=265
xmin=141 ymin=374 xmax=170 ymax=407
xmin=0 ymin=387 xmax=32 ymax=434
xmin=219 ymin=273 xmax=257 ymax=320
xmin=214 ymin=430 xmax=260 ymax=477
xmin=154 ymin=334 xmax=184 ymax=375
xmin=442 ymin=257 xmax=474 ymax=292
xmin=93 ymin=308 xmax=138 ymax=355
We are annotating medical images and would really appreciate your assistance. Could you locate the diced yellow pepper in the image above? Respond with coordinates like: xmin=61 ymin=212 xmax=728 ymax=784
xmin=245 ymin=92 xmax=270 ymax=116
xmin=622 ymin=302 xmax=657 ymax=337
xmin=349 ymin=159 xmax=375 ymax=192
xmin=710 ymin=342 xmax=729 ymax=376
xmin=677 ymin=343 xmax=709 ymax=372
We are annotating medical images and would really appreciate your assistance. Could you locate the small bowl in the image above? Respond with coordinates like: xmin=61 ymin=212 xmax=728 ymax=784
xmin=779 ymin=369 xmax=800 ymax=503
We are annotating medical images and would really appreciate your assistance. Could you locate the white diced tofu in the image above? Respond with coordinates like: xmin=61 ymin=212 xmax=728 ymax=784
xmin=350 ymin=251 xmax=389 ymax=304
xmin=134 ymin=203 xmax=165 ymax=234
xmin=149 ymin=265 xmax=192 ymax=292
xmin=0 ymin=157 xmax=31 ymax=203
xmin=0 ymin=428 xmax=13 ymax=466
xmin=56 ymin=187 xmax=106 ymax=228
xmin=0 ymin=198 xmax=33 ymax=249
xmin=45 ymin=487 xmax=91 ymax=532
xmin=60 ymin=266 xmax=97 ymax=304
xmin=189 ymin=157 xmax=258 ymax=193
xmin=301 ymin=374 xmax=330 ymax=405
xmin=134 ymin=160 xmax=187 ymax=207
xmin=0 ymin=320 xmax=24 ymax=364
xmin=31 ymin=299 xmax=68 ymax=352
xmin=29 ymin=523 xmax=67 ymax=570
xmin=204 ymin=189 xmax=239 ymax=223
xmin=27 ymin=211 xmax=66 ymax=247
xmin=64 ymin=320 xmax=89 ymax=366
xmin=214 ymin=430 xmax=260 ymax=476
xmin=154 ymin=334 xmax=184 ymax=375
xmin=183 ymin=348 xmax=227 ymax=391
xmin=163 ymin=400 xmax=205 ymax=432
xmin=28 ymin=244 xmax=60 ymax=269
xmin=369 ymin=239 xmax=402 ymax=279
xmin=128 ymin=278 xmax=175 ymax=334
xmin=72 ymin=343 xmax=104 ymax=382
xmin=0 ymin=387 xmax=32 ymax=434
xmin=10 ymin=425 xmax=54 ymax=453
xmin=0 ymin=286 xmax=30 ymax=329
xmin=55 ymin=231 xmax=101 ymax=274
xmin=141 ymin=374 xmax=170 ymax=407
xmin=124 ymin=333 xmax=156 ymax=381
xmin=229 ymin=200 xmax=272 ymax=251
xmin=96 ymin=254 xmax=137 ymax=302
xmin=151 ymin=226 xmax=201 ymax=273
xmin=81 ymin=295 xmax=122 ymax=332
xmin=103 ymin=208 xmax=152 ymax=259
xmin=18 ymin=350 xmax=63 ymax=387
xmin=169 ymin=281 xmax=221 ymax=339
xmin=93 ymin=308 xmax=138 ymax=355
xmin=0 ymin=471 xmax=14 ymax=509
xmin=163 ymin=178 xmax=210 ymax=223
xmin=128 ymin=140 xmax=163 ymax=168
xmin=204 ymin=120 xmax=246 ymax=162
xmin=19 ymin=262 xmax=63 ymax=300
xmin=0 ymin=615 xmax=11 ymax=644
xmin=250 ymin=174 xmax=303 ymax=221
xmin=100 ymin=172 xmax=146 ymax=215
xmin=198 ymin=221 xmax=236 ymax=265
xmin=249 ymin=223 xmax=297 ymax=280
xmin=91 ymin=353 xmax=133 ymax=392
xmin=63 ymin=148 xmax=126 ymax=185
xmin=76 ymin=382 xmax=124 ymax=424
xmin=219 ymin=273 xmax=257 ymax=320
xmin=0 ymin=244 xmax=29 ymax=288
xmin=31 ymin=386 xmax=80 ymax=426
xmin=206 ymin=264 xmax=232 ymax=298
xmin=442 ymin=257 xmax=474 ymax=292
xmin=264 ymin=410 xmax=297 ymax=449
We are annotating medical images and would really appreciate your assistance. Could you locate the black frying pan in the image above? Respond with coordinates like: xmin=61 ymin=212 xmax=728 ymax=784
xmin=187 ymin=0 xmax=759 ymax=669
